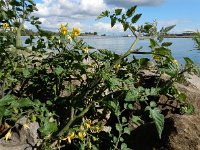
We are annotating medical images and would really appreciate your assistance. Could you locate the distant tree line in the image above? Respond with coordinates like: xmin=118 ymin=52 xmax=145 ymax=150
xmin=0 ymin=28 xmax=58 ymax=36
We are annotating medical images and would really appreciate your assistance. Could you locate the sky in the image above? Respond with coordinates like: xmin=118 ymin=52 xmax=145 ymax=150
xmin=30 ymin=0 xmax=200 ymax=35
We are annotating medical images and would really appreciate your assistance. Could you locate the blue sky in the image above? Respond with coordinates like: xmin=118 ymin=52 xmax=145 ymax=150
xmin=31 ymin=0 xmax=200 ymax=35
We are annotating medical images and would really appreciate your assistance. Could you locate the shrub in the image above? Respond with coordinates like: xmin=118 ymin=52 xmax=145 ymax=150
xmin=0 ymin=1 xmax=198 ymax=149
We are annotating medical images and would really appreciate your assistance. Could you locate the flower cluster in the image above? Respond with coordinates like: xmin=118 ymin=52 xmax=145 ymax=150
xmin=59 ymin=24 xmax=69 ymax=35
xmin=62 ymin=119 xmax=101 ymax=144
xmin=59 ymin=24 xmax=81 ymax=37
xmin=2 ymin=23 xmax=9 ymax=30
xmin=72 ymin=27 xmax=81 ymax=36
xmin=113 ymin=64 xmax=121 ymax=70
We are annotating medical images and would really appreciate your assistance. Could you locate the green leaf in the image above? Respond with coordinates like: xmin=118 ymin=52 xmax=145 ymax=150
xmin=145 ymin=103 xmax=164 ymax=139
xmin=139 ymin=58 xmax=150 ymax=67
xmin=126 ymin=6 xmax=137 ymax=17
xmin=39 ymin=121 xmax=58 ymax=136
xmin=131 ymin=14 xmax=142 ymax=24
xmin=161 ymin=42 xmax=172 ymax=47
xmin=164 ymin=25 xmax=176 ymax=32
xmin=111 ymin=17 xmax=116 ymax=27
xmin=131 ymin=115 xmax=143 ymax=126
xmin=19 ymin=98 xmax=34 ymax=107
xmin=109 ymin=77 xmax=121 ymax=90
xmin=124 ymin=127 xmax=131 ymax=135
xmin=122 ymin=22 xmax=129 ymax=31
xmin=149 ymin=101 xmax=157 ymax=107
xmin=115 ymin=9 xmax=122 ymax=15
xmin=122 ymin=117 xmax=127 ymax=123
xmin=0 ymin=95 xmax=16 ymax=107
xmin=0 ymin=106 xmax=6 ymax=118
xmin=121 ymin=143 xmax=128 ymax=150
xmin=144 ymin=24 xmax=153 ymax=32
xmin=128 ymin=104 xmax=134 ymax=110
xmin=184 ymin=57 xmax=194 ymax=66
xmin=96 ymin=10 xmax=110 ymax=20
xmin=54 ymin=66 xmax=64 ymax=75
xmin=116 ymin=123 xmax=123 ymax=132
xmin=23 ymin=69 xmax=31 ymax=78
xmin=150 ymin=38 xmax=157 ymax=48
xmin=178 ymin=93 xmax=186 ymax=102
xmin=110 ymin=101 xmax=117 ymax=110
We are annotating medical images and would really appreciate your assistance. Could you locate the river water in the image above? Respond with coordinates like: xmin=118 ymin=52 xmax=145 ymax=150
xmin=82 ymin=36 xmax=200 ymax=65
xmin=22 ymin=36 xmax=200 ymax=65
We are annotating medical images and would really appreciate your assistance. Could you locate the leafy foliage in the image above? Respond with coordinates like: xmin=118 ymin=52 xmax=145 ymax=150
xmin=0 ymin=4 xmax=198 ymax=150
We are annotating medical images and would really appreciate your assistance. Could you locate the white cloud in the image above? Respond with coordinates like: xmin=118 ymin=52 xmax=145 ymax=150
xmin=29 ymin=0 xmax=168 ymax=34
xmin=105 ymin=0 xmax=165 ymax=7
xmin=92 ymin=22 xmax=124 ymax=34
xmin=34 ymin=0 xmax=108 ymax=18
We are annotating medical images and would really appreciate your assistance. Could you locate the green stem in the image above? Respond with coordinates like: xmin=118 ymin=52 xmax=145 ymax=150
xmin=113 ymin=36 xmax=140 ymax=65
xmin=57 ymin=107 xmax=75 ymax=137
xmin=57 ymin=103 xmax=93 ymax=137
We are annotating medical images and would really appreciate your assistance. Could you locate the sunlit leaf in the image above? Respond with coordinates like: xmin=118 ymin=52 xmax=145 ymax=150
xmin=145 ymin=102 xmax=164 ymax=139
xmin=96 ymin=10 xmax=110 ymax=20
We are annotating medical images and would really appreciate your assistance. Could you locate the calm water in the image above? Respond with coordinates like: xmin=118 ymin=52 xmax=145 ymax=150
xmin=81 ymin=36 xmax=200 ymax=65
xmin=22 ymin=36 xmax=200 ymax=65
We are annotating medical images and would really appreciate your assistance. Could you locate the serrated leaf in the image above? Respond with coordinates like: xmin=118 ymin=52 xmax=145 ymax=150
xmin=122 ymin=22 xmax=129 ymax=31
xmin=96 ymin=10 xmax=110 ymax=20
xmin=19 ymin=98 xmax=34 ymax=107
xmin=54 ymin=66 xmax=64 ymax=75
xmin=126 ymin=6 xmax=137 ymax=17
xmin=131 ymin=115 xmax=143 ymax=126
xmin=131 ymin=14 xmax=142 ymax=24
xmin=145 ymin=104 xmax=164 ymax=139
xmin=115 ymin=9 xmax=122 ymax=15
xmin=161 ymin=42 xmax=172 ymax=47
xmin=164 ymin=25 xmax=176 ymax=33
xmin=39 ymin=122 xmax=58 ymax=136
xmin=150 ymin=38 xmax=157 ymax=48
xmin=111 ymin=17 xmax=116 ymax=27
xmin=0 ymin=95 xmax=16 ymax=106
xmin=184 ymin=57 xmax=194 ymax=66
xmin=110 ymin=101 xmax=117 ymax=110
xmin=23 ymin=69 xmax=31 ymax=78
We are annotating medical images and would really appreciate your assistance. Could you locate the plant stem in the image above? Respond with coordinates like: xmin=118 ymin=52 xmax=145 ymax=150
xmin=57 ymin=107 xmax=75 ymax=137
xmin=57 ymin=103 xmax=93 ymax=137
xmin=113 ymin=36 xmax=140 ymax=65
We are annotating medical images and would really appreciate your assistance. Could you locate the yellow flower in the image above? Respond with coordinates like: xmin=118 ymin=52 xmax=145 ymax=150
xmin=63 ymin=132 xmax=76 ymax=143
xmin=84 ymin=119 xmax=92 ymax=129
xmin=3 ymin=23 xmax=9 ymax=30
xmin=90 ymin=125 xmax=100 ymax=133
xmin=82 ymin=47 xmax=89 ymax=53
xmin=78 ymin=131 xmax=86 ymax=140
xmin=72 ymin=27 xmax=81 ymax=36
xmin=113 ymin=64 xmax=121 ymax=70
xmin=60 ymin=24 xmax=68 ymax=35
xmin=5 ymin=129 xmax=12 ymax=141
xmin=172 ymin=59 xmax=178 ymax=65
